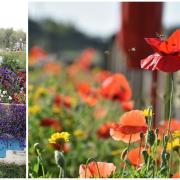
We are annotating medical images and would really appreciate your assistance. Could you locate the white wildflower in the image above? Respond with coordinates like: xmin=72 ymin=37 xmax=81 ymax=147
xmin=2 ymin=91 xmax=7 ymax=95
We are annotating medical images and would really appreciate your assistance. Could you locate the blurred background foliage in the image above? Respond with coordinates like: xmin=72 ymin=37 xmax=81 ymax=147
xmin=0 ymin=28 xmax=26 ymax=50
xmin=29 ymin=18 xmax=108 ymax=52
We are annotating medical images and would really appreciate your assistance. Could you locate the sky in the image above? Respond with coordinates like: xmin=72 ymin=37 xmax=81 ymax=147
xmin=0 ymin=0 xmax=27 ymax=32
xmin=29 ymin=2 xmax=180 ymax=38
xmin=29 ymin=2 xmax=119 ymax=38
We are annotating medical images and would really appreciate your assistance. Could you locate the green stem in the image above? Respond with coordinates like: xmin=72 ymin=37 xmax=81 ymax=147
xmin=137 ymin=139 xmax=142 ymax=169
xmin=164 ymin=73 xmax=174 ymax=177
xmin=59 ymin=166 xmax=62 ymax=178
xmin=122 ymin=134 xmax=132 ymax=178
xmin=167 ymin=73 xmax=174 ymax=136
xmin=164 ymin=73 xmax=174 ymax=126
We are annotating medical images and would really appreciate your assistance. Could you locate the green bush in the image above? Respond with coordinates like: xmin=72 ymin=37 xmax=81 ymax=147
xmin=0 ymin=163 xmax=26 ymax=178
xmin=0 ymin=51 xmax=26 ymax=72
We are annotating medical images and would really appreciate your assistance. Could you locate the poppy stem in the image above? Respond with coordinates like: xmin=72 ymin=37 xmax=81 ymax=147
xmin=164 ymin=73 xmax=174 ymax=125
xmin=167 ymin=73 xmax=174 ymax=136
xmin=164 ymin=73 xmax=174 ymax=177
xmin=122 ymin=134 xmax=132 ymax=177
xmin=137 ymin=139 xmax=142 ymax=169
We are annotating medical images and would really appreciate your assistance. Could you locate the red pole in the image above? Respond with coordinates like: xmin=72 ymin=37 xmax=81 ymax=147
xmin=116 ymin=2 xmax=163 ymax=126
xmin=117 ymin=2 xmax=163 ymax=69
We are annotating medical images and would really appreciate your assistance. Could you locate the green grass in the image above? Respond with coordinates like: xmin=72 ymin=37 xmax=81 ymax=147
xmin=0 ymin=163 xmax=26 ymax=178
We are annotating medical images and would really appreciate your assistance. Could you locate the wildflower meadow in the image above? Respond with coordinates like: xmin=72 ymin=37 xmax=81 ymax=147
xmin=28 ymin=30 xmax=180 ymax=178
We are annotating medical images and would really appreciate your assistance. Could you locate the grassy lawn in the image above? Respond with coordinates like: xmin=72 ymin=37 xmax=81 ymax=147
xmin=0 ymin=163 xmax=26 ymax=178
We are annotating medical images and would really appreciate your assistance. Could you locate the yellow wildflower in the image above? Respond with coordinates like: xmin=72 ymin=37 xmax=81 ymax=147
xmin=143 ymin=108 xmax=153 ymax=117
xmin=48 ymin=132 xmax=70 ymax=145
xmin=52 ymin=105 xmax=62 ymax=114
xmin=34 ymin=87 xmax=47 ymax=101
xmin=172 ymin=130 xmax=180 ymax=138
xmin=71 ymin=97 xmax=78 ymax=108
xmin=28 ymin=105 xmax=41 ymax=114
xmin=73 ymin=130 xmax=85 ymax=138
xmin=167 ymin=138 xmax=180 ymax=151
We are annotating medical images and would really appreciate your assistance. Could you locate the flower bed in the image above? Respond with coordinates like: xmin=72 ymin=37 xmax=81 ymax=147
xmin=0 ymin=51 xmax=26 ymax=159
xmin=0 ymin=103 xmax=26 ymax=157
xmin=28 ymin=30 xmax=180 ymax=178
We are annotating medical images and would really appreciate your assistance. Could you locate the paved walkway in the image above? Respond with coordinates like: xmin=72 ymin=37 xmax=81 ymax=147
xmin=0 ymin=150 xmax=26 ymax=165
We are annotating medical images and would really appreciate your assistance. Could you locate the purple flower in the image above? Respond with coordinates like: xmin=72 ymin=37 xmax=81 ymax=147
xmin=0 ymin=103 xmax=26 ymax=148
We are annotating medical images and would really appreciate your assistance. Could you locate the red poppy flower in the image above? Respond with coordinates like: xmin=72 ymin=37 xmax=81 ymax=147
xmin=97 ymin=122 xmax=114 ymax=139
xmin=95 ymin=70 xmax=111 ymax=83
xmin=141 ymin=29 xmax=180 ymax=72
xmin=54 ymin=95 xmax=62 ymax=106
xmin=43 ymin=62 xmax=61 ymax=75
xmin=79 ymin=161 xmax=116 ymax=178
xmin=110 ymin=110 xmax=147 ymax=143
xmin=101 ymin=73 xmax=132 ymax=102
xmin=67 ymin=64 xmax=80 ymax=77
xmin=54 ymin=95 xmax=71 ymax=108
xmin=29 ymin=46 xmax=48 ymax=66
xmin=76 ymin=48 xmax=95 ymax=70
xmin=81 ymin=94 xmax=97 ymax=107
xmin=172 ymin=172 xmax=180 ymax=178
xmin=128 ymin=147 xmax=143 ymax=168
xmin=63 ymin=96 xmax=72 ymax=108
xmin=121 ymin=100 xmax=134 ymax=111
xmin=40 ymin=118 xmax=61 ymax=131
xmin=158 ymin=119 xmax=180 ymax=134
xmin=76 ymin=82 xmax=92 ymax=96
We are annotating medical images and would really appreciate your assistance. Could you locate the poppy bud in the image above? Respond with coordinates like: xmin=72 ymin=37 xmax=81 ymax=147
xmin=155 ymin=128 xmax=159 ymax=136
xmin=161 ymin=150 xmax=170 ymax=168
xmin=34 ymin=143 xmax=42 ymax=156
xmin=121 ymin=148 xmax=128 ymax=160
xmin=140 ymin=132 xmax=145 ymax=141
xmin=161 ymin=149 xmax=170 ymax=162
xmin=54 ymin=150 xmax=65 ymax=168
xmin=160 ymin=166 xmax=169 ymax=175
xmin=34 ymin=143 xmax=40 ymax=150
xmin=142 ymin=149 xmax=149 ymax=164
xmin=147 ymin=130 xmax=155 ymax=146
xmin=145 ymin=117 xmax=149 ymax=125
xmin=157 ymin=139 xmax=160 ymax=146
xmin=165 ymin=152 xmax=170 ymax=161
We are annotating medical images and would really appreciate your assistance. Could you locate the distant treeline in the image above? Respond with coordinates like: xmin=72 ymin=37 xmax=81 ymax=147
xmin=0 ymin=28 xmax=26 ymax=50
xmin=29 ymin=18 xmax=109 ymax=53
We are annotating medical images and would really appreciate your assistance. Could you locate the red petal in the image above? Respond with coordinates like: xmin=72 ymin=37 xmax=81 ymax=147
xmin=155 ymin=55 xmax=180 ymax=72
xmin=141 ymin=53 xmax=180 ymax=72
xmin=160 ymin=29 xmax=180 ymax=54
xmin=141 ymin=53 xmax=162 ymax=71
xmin=145 ymin=38 xmax=162 ymax=53
xmin=128 ymin=147 xmax=143 ymax=167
